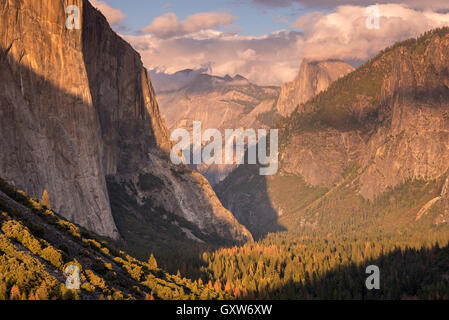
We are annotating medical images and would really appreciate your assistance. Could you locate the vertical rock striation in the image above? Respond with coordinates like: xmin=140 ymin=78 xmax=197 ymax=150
xmin=0 ymin=0 xmax=118 ymax=238
xmin=0 ymin=0 xmax=252 ymax=243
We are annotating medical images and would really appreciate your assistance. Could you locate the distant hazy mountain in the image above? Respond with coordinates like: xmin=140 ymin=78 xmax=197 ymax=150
xmin=150 ymin=68 xmax=210 ymax=93
xmin=152 ymin=69 xmax=281 ymax=185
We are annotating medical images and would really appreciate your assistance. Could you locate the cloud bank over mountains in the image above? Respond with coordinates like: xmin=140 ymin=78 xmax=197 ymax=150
xmin=125 ymin=29 xmax=303 ymax=87
xmin=94 ymin=2 xmax=449 ymax=86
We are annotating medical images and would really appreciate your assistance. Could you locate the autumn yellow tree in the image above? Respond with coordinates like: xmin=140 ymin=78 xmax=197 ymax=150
xmin=35 ymin=285 xmax=49 ymax=300
xmin=0 ymin=276 xmax=7 ymax=300
xmin=148 ymin=253 xmax=158 ymax=270
xmin=41 ymin=189 xmax=51 ymax=209
xmin=9 ymin=285 xmax=21 ymax=300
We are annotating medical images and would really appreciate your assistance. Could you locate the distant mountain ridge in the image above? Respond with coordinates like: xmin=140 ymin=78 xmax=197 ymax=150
xmin=152 ymin=69 xmax=281 ymax=185
xmin=151 ymin=69 xmax=254 ymax=94
xmin=152 ymin=60 xmax=353 ymax=185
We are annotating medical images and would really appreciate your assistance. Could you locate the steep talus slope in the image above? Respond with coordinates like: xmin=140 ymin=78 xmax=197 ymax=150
xmin=217 ymin=28 xmax=449 ymax=236
xmin=0 ymin=0 xmax=251 ymax=245
xmin=275 ymin=59 xmax=354 ymax=117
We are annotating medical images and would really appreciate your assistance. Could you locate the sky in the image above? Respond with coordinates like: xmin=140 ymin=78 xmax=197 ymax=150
xmin=90 ymin=0 xmax=449 ymax=85
xmin=96 ymin=0 xmax=316 ymax=36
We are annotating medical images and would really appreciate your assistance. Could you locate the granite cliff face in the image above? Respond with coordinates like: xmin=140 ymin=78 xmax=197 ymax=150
xmin=0 ymin=0 xmax=252 ymax=244
xmin=275 ymin=59 xmax=354 ymax=117
xmin=0 ymin=0 xmax=118 ymax=238
xmin=282 ymin=30 xmax=449 ymax=201
xmin=216 ymin=29 xmax=449 ymax=236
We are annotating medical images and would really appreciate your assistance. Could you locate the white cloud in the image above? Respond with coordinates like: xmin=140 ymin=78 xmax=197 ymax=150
xmin=123 ymin=3 xmax=449 ymax=86
xmin=90 ymin=0 xmax=126 ymax=26
xmin=124 ymin=30 xmax=303 ymax=86
xmin=294 ymin=4 xmax=449 ymax=61
xmin=140 ymin=12 xmax=235 ymax=38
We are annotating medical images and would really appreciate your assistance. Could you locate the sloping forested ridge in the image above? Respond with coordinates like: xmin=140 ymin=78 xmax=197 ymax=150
xmin=0 ymin=177 xmax=223 ymax=300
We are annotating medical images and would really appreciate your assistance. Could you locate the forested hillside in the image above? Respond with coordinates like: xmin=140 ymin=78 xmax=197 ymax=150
xmin=201 ymin=232 xmax=449 ymax=299
xmin=0 ymin=178 xmax=221 ymax=300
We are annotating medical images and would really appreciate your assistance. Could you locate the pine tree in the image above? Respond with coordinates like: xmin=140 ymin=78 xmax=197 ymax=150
xmin=233 ymin=287 xmax=241 ymax=298
xmin=207 ymin=280 xmax=213 ymax=289
xmin=145 ymin=293 xmax=155 ymax=300
xmin=225 ymin=280 xmax=232 ymax=292
xmin=214 ymin=280 xmax=222 ymax=292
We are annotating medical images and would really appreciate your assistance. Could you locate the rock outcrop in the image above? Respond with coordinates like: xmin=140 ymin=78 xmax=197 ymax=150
xmin=279 ymin=30 xmax=449 ymax=200
xmin=216 ymin=28 xmax=449 ymax=235
xmin=275 ymin=59 xmax=354 ymax=117
xmin=0 ymin=0 xmax=252 ymax=243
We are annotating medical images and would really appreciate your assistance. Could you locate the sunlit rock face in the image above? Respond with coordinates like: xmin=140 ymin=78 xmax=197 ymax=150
xmin=276 ymin=59 xmax=354 ymax=117
xmin=217 ymin=30 xmax=449 ymax=234
xmin=0 ymin=0 xmax=252 ymax=243
xmin=281 ymin=36 xmax=449 ymax=200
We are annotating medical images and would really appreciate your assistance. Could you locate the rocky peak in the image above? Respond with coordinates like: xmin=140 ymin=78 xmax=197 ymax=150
xmin=275 ymin=59 xmax=354 ymax=117
xmin=279 ymin=29 xmax=449 ymax=199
